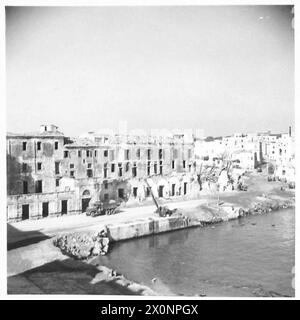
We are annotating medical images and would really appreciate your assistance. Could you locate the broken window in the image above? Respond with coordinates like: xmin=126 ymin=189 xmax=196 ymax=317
xmin=23 ymin=181 xmax=28 ymax=194
xmin=37 ymin=162 xmax=42 ymax=170
xmin=132 ymin=163 xmax=137 ymax=177
xmin=118 ymin=188 xmax=124 ymax=199
xmin=55 ymin=161 xmax=60 ymax=174
xmin=56 ymin=178 xmax=60 ymax=187
xmin=146 ymin=187 xmax=151 ymax=197
xmin=22 ymin=142 xmax=27 ymax=151
xmin=159 ymin=149 xmax=163 ymax=160
xmin=87 ymin=163 xmax=92 ymax=168
xmin=118 ymin=163 xmax=123 ymax=177
xmin=183 ymin=182 xmax=187 ymax=195
xmin=133 ymin=187 xmax=138 ymax=198
xmin=159 ymin=161 xmax=163 ymax=175
xmin=70 ymin=171 xmax=75 ymax=178
xmin=37 ymin=141 xmax=41 ymax=151
xmin=87 ymin=169 xmax=93 ymax=178
xmin=78 ymin=150 xmax=82 ymax=157
xmin=171 ymin=184 xmax=175 ymax=196
xmin=125 ymin=162 xmax=130 ymax=172
xmin=22 ymin=163 xmax=27 ymax=172
xmin=147 ymin=162 xmax=151 ymax=175
xmin=64 ymin=151 xmax=69 ymax=158
xmin=35 ymin=180 xmax=42 ymax=193
xmin=70 ymin=163 xmax=74 ymax=169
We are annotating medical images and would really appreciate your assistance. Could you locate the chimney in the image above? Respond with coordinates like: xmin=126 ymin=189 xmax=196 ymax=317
xmin=40 ymin=124 xmax=58 ymax=133
xmin=40 ymin=125 xmax=47 ymax=133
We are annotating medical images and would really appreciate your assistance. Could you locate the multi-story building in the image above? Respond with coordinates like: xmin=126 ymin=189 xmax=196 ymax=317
xmin=7 ymin=125 xmax=196 ymax=222
xmin=6 ymin=125 xmax=74 ymax=221
xmin=194 ymin=127 xmax=295 ymax=183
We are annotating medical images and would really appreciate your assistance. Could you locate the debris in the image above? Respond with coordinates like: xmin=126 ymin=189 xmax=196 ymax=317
xmin=53 ymin=229 xmax=110 ymax=259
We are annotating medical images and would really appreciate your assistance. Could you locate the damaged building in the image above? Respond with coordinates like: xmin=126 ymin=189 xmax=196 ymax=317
xmin=7 ymin=125 xmax=196 ymax=222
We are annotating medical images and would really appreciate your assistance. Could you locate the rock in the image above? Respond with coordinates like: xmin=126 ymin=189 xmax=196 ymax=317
xmin=92 ymin=241 xmax=102 ymax=256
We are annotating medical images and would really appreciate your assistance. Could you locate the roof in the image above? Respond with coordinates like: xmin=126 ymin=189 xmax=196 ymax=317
xmin=64 ymin=138 xmax=100 ymax=148
xmin=7 ymin=131 xmax=65 ymax=139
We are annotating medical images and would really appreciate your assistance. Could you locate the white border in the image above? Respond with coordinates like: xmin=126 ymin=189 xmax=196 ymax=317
xmin=1 ymin=0 xmax=298 ymax=301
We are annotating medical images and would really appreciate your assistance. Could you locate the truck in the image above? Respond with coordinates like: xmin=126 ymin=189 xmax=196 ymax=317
xmin=86 ymin=200 xmax=120 ymax=217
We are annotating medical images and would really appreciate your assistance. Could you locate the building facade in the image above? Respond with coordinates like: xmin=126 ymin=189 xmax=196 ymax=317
xmin=7 ymin=126 xmax=196 ymax=222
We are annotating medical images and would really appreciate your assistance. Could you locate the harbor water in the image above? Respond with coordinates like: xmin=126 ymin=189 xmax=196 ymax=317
xmin=96 ymin=208 xmax=295 ymax=297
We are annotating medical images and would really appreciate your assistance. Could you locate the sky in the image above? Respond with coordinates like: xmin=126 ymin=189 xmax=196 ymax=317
xmin=6 ymin=5 xmax=294 ymax=137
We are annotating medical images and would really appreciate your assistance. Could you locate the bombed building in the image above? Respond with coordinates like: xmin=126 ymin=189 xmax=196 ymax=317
xmin=6 ymin=125 xmax=196 ymax=222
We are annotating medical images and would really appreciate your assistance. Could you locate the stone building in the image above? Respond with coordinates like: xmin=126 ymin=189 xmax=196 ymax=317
xmin=7 ymin=126 xmax=196 ymax=222
xmin=6 ymin=125 xmax=75 ymax=221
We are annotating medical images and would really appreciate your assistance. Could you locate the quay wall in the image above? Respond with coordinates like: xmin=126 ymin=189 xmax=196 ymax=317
xmin=53 ymin=196 xmax=294 ymax=260
xmin=106 ymin=215 xmax=200 ymax=242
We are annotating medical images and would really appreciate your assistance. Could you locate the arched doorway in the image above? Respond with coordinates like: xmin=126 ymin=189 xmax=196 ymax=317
xmin=81 ymin=189 xmax=91 ymax=213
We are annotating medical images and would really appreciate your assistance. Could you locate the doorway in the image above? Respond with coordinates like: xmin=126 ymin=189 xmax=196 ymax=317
xmin=183 ymin=182 xmax=187 ymax=195
xmin=61 ymin=200 xmax=68 ymax=215
xmin=133 ymin=187 xmax=138 ymax=198
xmin=158 ymin=185 xmax=164 ymax=198
xmin=82 ymin=198 xmax=91 ymax=213
xmin=22 ymin=204 xmax=29 ymax=220
xmin=118 ymin=188 xmax=124 ymax=199
xmin=171 ymin=184 xmax=175 ymax=196
xmin=42 ymin=202 xmax=49 ymax=218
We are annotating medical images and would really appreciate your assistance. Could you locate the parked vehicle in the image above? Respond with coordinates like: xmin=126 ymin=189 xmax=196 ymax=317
xmin=86 ymin=200 xmax=120 ymax=217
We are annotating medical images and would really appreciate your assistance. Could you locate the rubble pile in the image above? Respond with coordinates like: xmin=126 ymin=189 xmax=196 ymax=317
xmin=244 ymin=199 xmax=293 ymax=216
xmin=53 ymin=227 xmax=110 ymax=260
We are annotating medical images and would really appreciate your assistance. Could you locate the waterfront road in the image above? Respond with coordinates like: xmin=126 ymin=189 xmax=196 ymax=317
xmin=7 ymin=198 xmax=208 ymax=247
xmin=8 ymin=171 xmax=293 ymax=247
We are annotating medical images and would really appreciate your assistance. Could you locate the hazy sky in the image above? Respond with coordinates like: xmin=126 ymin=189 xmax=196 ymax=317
xmin=6 ymin=5 xmax=294 ymax=137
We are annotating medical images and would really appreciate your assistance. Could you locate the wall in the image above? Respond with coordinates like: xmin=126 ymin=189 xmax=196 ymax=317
xmin=7 ymin=191 xmax=76 ymax=222
xmin=107 ymin=215 xmax=200 ymax=242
